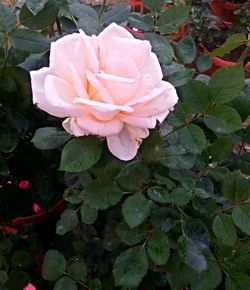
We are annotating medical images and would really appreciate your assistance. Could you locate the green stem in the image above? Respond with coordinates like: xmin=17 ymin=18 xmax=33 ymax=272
xmin=98 ymin=0 xmax=107 ymax=20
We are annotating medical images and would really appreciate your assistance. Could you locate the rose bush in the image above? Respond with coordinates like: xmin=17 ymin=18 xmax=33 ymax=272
xmin=31 ymin=23 xmax=178 ymax=160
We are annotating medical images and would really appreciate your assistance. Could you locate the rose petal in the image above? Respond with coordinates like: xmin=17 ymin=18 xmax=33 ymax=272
xmin=126 ymin=82 xmax=168 ymax=107
xmin=23 ymin=283 xmax=36 ymax=290
xmin=77 ymin=114 xmax=124 ymax=137
xmin=44 ymin=75 xmax=83 ymax=117
xmin=103 ymin=51 xmax=140 ymax=79
xmin=31 ymin=67 xmax=51 ymax=108
xmin=119 ymin=114 xmax=157 ymax=128
xmin=140 ymin=53 xmax=163 ymax=85
xmin=132 ymin=82 xmax=178 ymax=117
xmin=86 ymin=70 xmax=114 ymax=104
xmin=96 ymin=73 xmax=140 ymax=105
xmin=73 ymin=97 xmax=133 ymax=121
xmin=107 ymin=125 xmax=149 ymax=161
xmin=98 ymin=23 xmax=151 ymax=68
xmin=50 ymin=32 xmax=99 ymax=83
xmin=68 ymin=63 xmax=89 ymax=99
xmin=63 ymin=118 xmax=89 ymax=137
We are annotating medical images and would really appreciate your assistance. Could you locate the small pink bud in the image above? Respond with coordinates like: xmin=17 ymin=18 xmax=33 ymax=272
xmin=33 ymin=202 xmax=42 ymax=214
xmin=23 ymin=283 xmax=36 ymax=290
xmin=19 ymin=180 xmax=29 ymax=189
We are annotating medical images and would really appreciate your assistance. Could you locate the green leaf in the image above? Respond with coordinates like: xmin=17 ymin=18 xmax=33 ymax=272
xmin=178 ymin=236 xmax=207 ymax=272
xmin=6 ymin=271 xmax=30 ymax=290
xmin=190 ymin=257 xmax=222 ymax=290
xmin=161 ymin=152 xmax=196 ymax=170
xmin=209 ymin=64 xmax=245 ymax=104
xmin=116 ymin=222 xmax=147 ymax=246
xmin=0 ymin=156 xmax=7 ymax=176
xmin=184 ymin=218 xmax=210 ymax=249
xmin=54 ymin=276 xmax=77 ymax=290
xmin=10 ymin=250 xmax=33 ymax=270
xmin=9 ymin=29 xmax=50 ymax=53
xmin=232 ymin=205 xmax=250 ymax=235
xmin=69 ymin=3 xmax=100 ymax=36
xmin=151 ymin=208 xmax=180 ymax=232
xmin=168 ymin=68 xmax=195 ymax=87
xmin=219 ymin=242 xmax=250 ymax=273
xmin=223 ymin=171 xmax=250 ymax=203
xmin=145 ymin=33 xmax=174 ymax=65
xmin=225 ymin=273 xmax=250 ymax=290
xmin=158 ymin=5 xmax=191 ymax=34
xmin=140 ymin=129 xmax=162 ymax=162
xmin=56 ymin=209 xmax=78 ymax=235
xmin=0 ymin=127 xmax=19 ymax=153
xmin=142 ymin=0 xmax=165 ymax=12
xmin=20 ymin=0 xmax=59 ymax=30
xmin=167 ymin=187 xmax=193 ymax=206
xmin=113 ymin=246 xmax=148 ymax=288
xmin=102 ymin=4 xmax=130 ymax=26
xmin=122 ymin=193 xmax=150 ymax=228
xmin=26 ymin=0 xmax=48 ymax=15
xmin=60 ymin=137 xmax=102 ymax=173
xmin=181 ymin=80 xmax=211 ymax=113
xmin=42 ymin=250 xmax=66 ymax=281
xmin=68 ymin=261 xmax=87 ymax=283
xmin=116 ymin=161 xmax=149 ymax=191
xmin=210 ymin=33 xmax=247 ymax=58
xmin=147 ymin=231 xmax=170 ymax=265
xmin=210 ymin=137 xmax=234 ymax=161
xmin=239 ymin=154 xmax=250 ymax=175
xmin=0 ymin=271 xmax=8 ymax=285
xmin=32 ymin=127 xmax=71 ymax=150
xmin=90 ymin=278 xmax=102 ymax=290
xmin=83 ymin=180 xmax=122 ymax=210
xmin=204 ymin=105 xmax=242 ymax=134
xmin=179 ymin=124 xmax=206 ymax=154
xmin=196 ymin=55 xmax=212 ymax=73
xmin=176 ymin=36 xmax=196 ymax=64
xmin=80 ymin=203 xmax=98 ymax=224
xmin=212 ymin=214 xmax=237 ymax=246
xmin=0 ymin=238 xmax=12 ymax=255
xmin=77 ymin=17 xmax=101 ymax=36
xmin=167 ymin=252 xmax=193 ymax=290
xmin=128 ymin=13 xmax=153 ymax=32
xmin=0 ymin=3 xmax=16 ymax=32
xmin=147 ymin=186 xmax=169 ymax=204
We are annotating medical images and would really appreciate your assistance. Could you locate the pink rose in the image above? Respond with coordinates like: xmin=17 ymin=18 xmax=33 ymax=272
xmin=31 ymin=23 xmax=178 ymax=160
xmin=23 ymin=283 xmax=36 ymax=290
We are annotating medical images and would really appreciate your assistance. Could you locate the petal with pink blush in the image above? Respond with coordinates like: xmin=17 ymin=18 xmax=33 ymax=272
xmin=68 ymin=63 xmax=89 ymax=99
xmin=73 ymin=98 xmax=133 ymax=113
xmin=44 ymin=75 xmax=83 ymax=117
xmin=50 ymin=32 xmax=99 ymax=83
xmin=98 ymin=23 xmax=133 ymax=45
xmin=126 ymin=83 xmax=168 ymax=107
xmin=77 ymin=114 xmax=123 ymax=137
xmin=49 ymin=33 xmax=84 ymax=82
xmin=31 ymin=67 xmax=51 ymax=108
xmin=133 ymin=88 xmax=178 ymax=118
xmin=73 ymin=98 xmax=133 ymax=121
xmin=107 ymin=125 xmax=149 ymax=161
xmin=120 ymin=114 xmax=157 ymax=129
xmin=96 ymin=73 xmax=140 ymax=105
xmin=86 ymin=70 xmax=114 ymax=104
xmin=101 ymin=38 xmax=151 ymax=69
xmin=23 ymin=283 xmax=36 ymax=290
xmin=103 ymin=51 xmax=140 ymax=79
xmin=140 ymin=53 xmax=163 ymax=85
xmin=63 ymin=118 xmax=89 ymax=137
